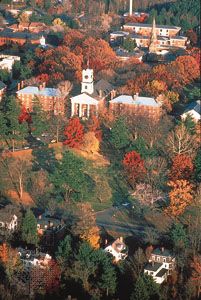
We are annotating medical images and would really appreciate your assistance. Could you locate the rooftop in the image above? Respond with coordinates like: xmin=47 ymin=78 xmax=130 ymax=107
xmin=124 ymin=23 xmax=181 ymax=30
xmin=92 ymin=79 xmax=114 ymax=99
xmin=144 ymin=262 xmax=163 ymax=272
xmin=155 ymin=268 xmax=168 ymax=278
xmin=184 ymin=100 xmax=201 ymax=115
xmin=152 ymin=248 xmax=173 ymax=257
xmin=17 ymin=86 xmax=61 ymax=97
xmin=0 ymin=28 xmax=43 ymax=40
xmin=110 ymin=95 xmax=160 ymax=107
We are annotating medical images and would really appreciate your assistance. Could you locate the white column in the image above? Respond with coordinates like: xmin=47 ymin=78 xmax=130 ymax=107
xmin=87 ymin=104 xmax=90 ymax=118
xmin=79 ymin=103 xmax=82 ymax=117
xmin=71 ymin=101 xmax=74 ymax=117
xmin=129 ymin=0 xmax=133 ymax=16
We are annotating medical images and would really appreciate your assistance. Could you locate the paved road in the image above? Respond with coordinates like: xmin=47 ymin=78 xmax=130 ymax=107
xmin=96 ymin=207 xmax=146 ymax=236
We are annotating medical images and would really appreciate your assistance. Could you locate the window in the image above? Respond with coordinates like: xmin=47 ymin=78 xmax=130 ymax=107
xmin=166 ymin=29 xmax=169 ymax=32
xmin=160 ymin=29 xmax=162 ymax=31
xmin=85 ymin=86 xmax=88 ymax=89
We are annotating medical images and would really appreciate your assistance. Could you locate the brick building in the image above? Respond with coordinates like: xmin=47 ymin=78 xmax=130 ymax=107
xmin=123 ymin=23 xmax=181 ymax=37
xmin=0 ymin=29 xmax=42 ymax=46
xmin=9 ymin=22 xmax=48 ymax=33
xmin=16 ymin=83 xmax=67 ymax=115
xmin=109 ymin=94 xmax=162 ymax=120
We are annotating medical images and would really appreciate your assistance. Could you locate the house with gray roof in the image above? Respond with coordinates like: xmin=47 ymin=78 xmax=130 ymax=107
xmin=144 ymin=247 xmax=176 ymax=284
xmin=181 ymin=100 xmax=201 ymax=123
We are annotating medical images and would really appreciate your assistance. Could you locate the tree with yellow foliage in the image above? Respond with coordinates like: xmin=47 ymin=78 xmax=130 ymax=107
xmin=72 ymin=203 xmax=100 ymax=249
xmin=165 ymin=180 xmax=194 ymax=217
xmin=82 ymin=132 xmax=100 ymax=154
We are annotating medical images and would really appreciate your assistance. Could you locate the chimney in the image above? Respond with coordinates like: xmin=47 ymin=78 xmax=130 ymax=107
xmin=99 ymin=89 xmax=103 ymax=98
xmin=17 ymin=83 xmax=21 ymax=91
xmin=39 ymin=84 xmax=43 ymax=91
xmin=111 ymin=89 xmax=116 ymax=100
xmin=38 ymin=215 xmax=42 ymax=220
xmin=151 ymin=261 xmax=154 ymax=267
xmin=21 ymin=80 xmax=24 ymax=89
xmin=42 ymin=82 xmax=46 ymax=89
xmin=161 ymin=247 xmax=164 ymax=253
xmin=119 ymin=236 xmax=123 ymax=243
xmin=133 ymin=92 xmax=139 ymax=101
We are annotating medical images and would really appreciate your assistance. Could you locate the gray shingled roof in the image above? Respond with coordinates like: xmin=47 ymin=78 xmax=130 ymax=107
xmin=92 ymin=79 xmax=114 ymax=99
xmin=152 ymin=248 xmax=173 ymax=257
xmin=144 ymin=262 xmax=163 ymax=272
xmin=184 ymin=100 xmax=201 ymax=115
xmin=0 ymin=29 xmax=43 ymax=40
xmin=155 ymin=268 xmax=168 ymax=277
xmin=124 ymin=23 xmax=180 ymax=30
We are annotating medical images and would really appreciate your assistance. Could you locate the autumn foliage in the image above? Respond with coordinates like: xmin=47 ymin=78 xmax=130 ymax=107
xmin=169 ymin=154 xmax=194 ymax=181
xmin=190 ymin=255 xmax=201 ymax=298
xmin=166 ymin=180 xmax=194 ymax=217
xmin=123 ymin=151 xmax=146 ymax=187
xmin=0 ymin=243 xmax=8 ymax=264
xmin=63 ymin=117 xmax=84 ymax=148
xmin=87 ymin=115 xmax=102 ymax=141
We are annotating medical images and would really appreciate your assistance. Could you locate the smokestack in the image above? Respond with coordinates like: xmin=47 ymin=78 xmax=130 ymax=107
xmin=129 ymin=0 xmax=133 ymax=16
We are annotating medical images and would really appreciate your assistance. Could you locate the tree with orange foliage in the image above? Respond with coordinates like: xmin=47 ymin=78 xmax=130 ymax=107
xmin=81 ymin=132 xmax=100 ymax=154
xmin=169 ymin=154 xmax=194 ymax=181
xmin=190 ymin=255 xmax=201 ymax=298
xmin=0 ymin=243 xmax=8 ymax=264
xmin=123 ymin=151 xmax=146 ymax=188
xmin=63 ymin=117 xmax=84 ymax=148
xmin=166 ymin=180 xmax=194 ymax=217
xmin=145 ymin=79 xmax=167 ymax=97
xmin=72 ymin=203 xmax=100 ymax=249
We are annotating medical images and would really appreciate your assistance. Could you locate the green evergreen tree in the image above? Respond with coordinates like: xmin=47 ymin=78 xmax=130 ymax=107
xmin=5 ymin=96 xmax=27 ymax=152
xmin=49 ymin=150 xmax=94 ymax=202
xmin=170 ymin=223 xmax=189 ymax=250
xmin=69 ymin=242 xmax=116 ymax=299
xmin=123 ymin=38 xmax=137 ymax=52
xmin=30 ymin=98 xmax=49 ymax=137
xmin=56 ymin=235 xmax=72 ymax=268
xmin=130 ymin=275 xmax=148 ymax=300
xmin=110 ymin=117 xmax=130 ymax=150
xmin=21 ymin=209 xmax=39 ymax=246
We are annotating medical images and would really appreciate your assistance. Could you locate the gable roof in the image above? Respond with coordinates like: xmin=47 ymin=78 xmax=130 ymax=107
xmin=92 ymin=79 xmax=114 ymax=99
xmin=16 ymin=86 xmax=61 ymax=97
xmin=71 ymin=92 xmax=99 ymax=105
xmin=110 ymin=95 xmax=160 ymax=107
xmin=144 ymin=262 xmax=163 ymax=272
xmin=152 ymin=248 xmax=173 ymax=257
xmin=183 ymin=100 xmax=201 ymax=115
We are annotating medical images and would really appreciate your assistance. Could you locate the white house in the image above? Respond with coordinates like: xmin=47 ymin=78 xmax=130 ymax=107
xmin=104 ymin=237 xmax=128 ymax=262
xmin=0 ymin=205 xmax=18 ymax=231
xmin=181 ymin=100 xmax=201 ymax=123
xmin=0 ymin=55 xmax=20 ymax=74
xmin=144 ymin=247 xmax=176 ymax=284
xmin=71 ymin=68 xmax=114 ymax=118
xmin=18 ymin=248 xmax=52 ymax=269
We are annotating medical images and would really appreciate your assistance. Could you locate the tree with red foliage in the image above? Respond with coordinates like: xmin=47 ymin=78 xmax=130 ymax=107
xmin=30 ymin=260 xmax=61 ymax=295
xmin=186 ymin=29 xmax=198 ymax=46
xmin=169 ymin=154 xmax=194 ymax=181
xmin=18 ymin=106 xmax=32 ymax=124
xmin=87 ymin=115 xmax=102 ymax=141
xmin=63 ymin=117 xmax=84 ymax=148
xmin=123 ymin=151 xmax=146 ymax=188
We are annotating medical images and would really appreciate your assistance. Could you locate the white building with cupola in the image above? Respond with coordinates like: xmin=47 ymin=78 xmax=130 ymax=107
xmin=71 ymin=68 xmax=115 ymax=118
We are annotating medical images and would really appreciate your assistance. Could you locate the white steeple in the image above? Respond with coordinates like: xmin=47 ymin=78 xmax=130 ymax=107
xmin=81 ymin=68 xmax=94 ymax=95
xmin=40 ymin=35 xmax=46 ymax=47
